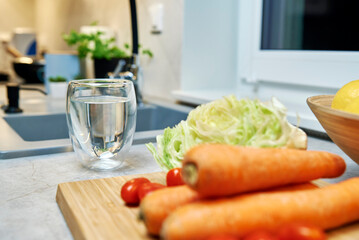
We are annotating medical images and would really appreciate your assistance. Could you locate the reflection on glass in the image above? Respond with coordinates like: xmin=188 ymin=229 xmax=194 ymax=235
xmin=261 ymin=0 xmax=359 ymax=51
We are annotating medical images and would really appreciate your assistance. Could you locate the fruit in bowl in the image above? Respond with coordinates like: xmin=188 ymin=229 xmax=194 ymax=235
xmin=331 ymin=80 xmax=359 ymax=114
xmin=307 ymin=80 xmax=359 ymax=164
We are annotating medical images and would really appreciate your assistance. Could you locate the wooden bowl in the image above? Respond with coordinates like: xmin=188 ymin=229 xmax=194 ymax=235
xmin=307 ymin=95 xmax=359 ymax=164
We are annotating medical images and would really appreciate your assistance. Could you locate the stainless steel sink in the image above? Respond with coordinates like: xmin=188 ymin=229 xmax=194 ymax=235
xmin=0 ymin=103 xmax=191 ymax=159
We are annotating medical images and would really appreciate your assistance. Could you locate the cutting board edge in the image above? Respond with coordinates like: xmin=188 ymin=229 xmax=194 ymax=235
xmin=56 ymin=183 xmax=87 ymax=240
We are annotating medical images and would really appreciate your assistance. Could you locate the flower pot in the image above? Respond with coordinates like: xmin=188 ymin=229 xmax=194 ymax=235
xmin=94 ymin=57 xmax=131 ymax=78
xmin=49 ymin=82 xmax=67 ymax=98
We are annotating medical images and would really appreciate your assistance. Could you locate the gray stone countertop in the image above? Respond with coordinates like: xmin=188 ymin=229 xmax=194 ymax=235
xmin=1 ymin=137 xmax=359 ymax=240
xmin=0 ymin=144 xmax=162 ymax=240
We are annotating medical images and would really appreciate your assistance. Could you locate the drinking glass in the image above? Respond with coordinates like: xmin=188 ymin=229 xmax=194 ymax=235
xmin=66 ymin=79 xmax=137 ymax=171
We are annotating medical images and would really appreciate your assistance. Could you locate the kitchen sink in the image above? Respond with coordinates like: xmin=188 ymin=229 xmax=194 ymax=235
xmin=0 ymin=103 xmax=192 ymax=159
xmin=4 ymin=113 xmax=69 ymax=141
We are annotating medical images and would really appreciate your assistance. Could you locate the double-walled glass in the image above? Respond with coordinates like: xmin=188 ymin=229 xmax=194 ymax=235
xmin=66 ymin=79 xmax=137 ymax=171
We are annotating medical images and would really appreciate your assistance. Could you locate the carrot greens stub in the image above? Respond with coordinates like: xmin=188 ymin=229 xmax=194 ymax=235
xmin=182 ymin=163 xmax=198 ymax=187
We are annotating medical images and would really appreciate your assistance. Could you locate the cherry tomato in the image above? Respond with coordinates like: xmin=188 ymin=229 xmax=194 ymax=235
xmin=243 ymin=231 xmax=278 ymax=240
xmin=277 ymin=223 xmax=327 ymax=240
xmin=120 ymin=177 xmax=150 ymax=205
xmin=166 ymin=168 xmax=184 ymax=186
xmin=138 ymin=182 xmax=166 ymax=200
xmin=206 ymin=234 xmax=239 ymax=240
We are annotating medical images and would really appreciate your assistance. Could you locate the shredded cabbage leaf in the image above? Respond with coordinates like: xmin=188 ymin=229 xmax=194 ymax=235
xmin=146 ymin=95 xmax=307 ymax=170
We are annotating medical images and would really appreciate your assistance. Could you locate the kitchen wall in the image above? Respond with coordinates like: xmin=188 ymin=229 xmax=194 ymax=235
xmin=0 ymin=0 xmax=35 ymax=32
xmin=1 ymin=0 xmax=183 ymax=101
xmin=35 ymin=0 xmax=183 ymax=101
xmin=0 ymin=0 xmax=36 ymax=76
xmin=181 ymin=0 xmax=238 ymax=91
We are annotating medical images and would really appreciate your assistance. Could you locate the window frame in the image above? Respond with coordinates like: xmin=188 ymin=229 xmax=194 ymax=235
xmin=238 ymin=0 xmax=359 ymax=89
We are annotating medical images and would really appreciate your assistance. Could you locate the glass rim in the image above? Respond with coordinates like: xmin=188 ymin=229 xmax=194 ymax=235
xmin=69 ymin=79 xmax=133 ymax=87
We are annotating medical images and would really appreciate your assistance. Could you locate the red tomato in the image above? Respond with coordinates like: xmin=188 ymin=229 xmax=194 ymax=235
xmin=206 ymin=234 xmax=239 ymax=240
xmin=243 ymin=231 xmax=278 ymax=240
xmin=166 ymin=168 xmax=184 ymax=186
xmin=138 ymin=182 xmax=166 ymax=200
xmin=277 ymin=223 xmax=327 ymax=240
xmin=120 ymin=177 xmax=150 ymax=205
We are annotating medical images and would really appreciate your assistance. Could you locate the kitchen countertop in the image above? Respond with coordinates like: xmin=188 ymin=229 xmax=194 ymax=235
xmin=0 ymin=144 xmax=162 ymax=240
xmin=1 ymin=83 xmax=358 ymax=239
xmin=1 ymin=137 xmax=359 ymax=240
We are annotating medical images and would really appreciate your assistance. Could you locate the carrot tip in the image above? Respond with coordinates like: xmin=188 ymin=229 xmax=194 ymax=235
xmin=182 ymin=163 xmax=198 ymax=187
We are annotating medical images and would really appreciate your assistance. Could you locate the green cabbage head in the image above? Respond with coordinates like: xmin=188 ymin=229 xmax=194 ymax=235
xmin=146 ymin=95 xmax=307 ymax=170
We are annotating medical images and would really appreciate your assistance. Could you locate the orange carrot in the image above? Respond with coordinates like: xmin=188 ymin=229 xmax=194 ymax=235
xmin=139 ymin=182 xmax=317 ymax=236
xmin=182 ymin=144 xmax=345 ymax=197
xmin=139 ymin=185 xmax=200 ymax=235
xmin=161 ymin=178 xmax=359 ymax=240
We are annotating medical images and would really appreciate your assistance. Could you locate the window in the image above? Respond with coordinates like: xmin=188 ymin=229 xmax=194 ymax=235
xmin=239 ymin=0 xmax=359 ymax=89
xmin=261 ymin=0 xmax=359 ymax=51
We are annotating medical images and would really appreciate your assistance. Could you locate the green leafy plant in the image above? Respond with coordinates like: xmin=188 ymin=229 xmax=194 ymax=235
xmin=63 ymin=29 xmax=153 ymax=60
xmin=49 ymin=76 xmax=67 ymax=83
xmin=73 ymin=74 xmax=84 ymax=80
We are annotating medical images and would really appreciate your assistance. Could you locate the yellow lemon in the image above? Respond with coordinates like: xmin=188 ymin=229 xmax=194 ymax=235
xmin=343 ymin=99 xmax=359 ymax=114
xmin=332 ymin=80 xmax=359 ymax=111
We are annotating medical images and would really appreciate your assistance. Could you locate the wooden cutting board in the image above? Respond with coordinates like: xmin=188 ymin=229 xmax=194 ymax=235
xmin=56 ymin=172 xmax=166 ymax=240
xmin=56 ymin=172 xmax=359 ymax=240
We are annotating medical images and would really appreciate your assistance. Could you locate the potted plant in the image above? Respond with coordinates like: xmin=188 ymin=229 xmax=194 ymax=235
xmin=48 ymin=76 xmax=67 ymax=98
xmin=62 ymin=28 xmax=153 ymax=78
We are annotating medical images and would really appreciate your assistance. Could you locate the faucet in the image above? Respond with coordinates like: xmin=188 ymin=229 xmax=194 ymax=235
xmin=109 ymin=0 xmax=143 ymax=105
xmin=126 ymin=54 xmax=143 ymax=105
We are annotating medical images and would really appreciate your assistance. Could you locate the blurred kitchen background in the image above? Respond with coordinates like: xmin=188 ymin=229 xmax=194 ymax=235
xmin=1 ymin=0 xmax=358 ymax=132
xmin=0 ymin=0 xmax=185 ymax=101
